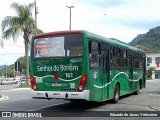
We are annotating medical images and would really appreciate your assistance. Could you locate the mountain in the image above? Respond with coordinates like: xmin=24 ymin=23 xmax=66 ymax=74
xmin=129 ymin=26 xmax=160 ymax=51
xmin=0 ymin=65 xmax=6 ymax=71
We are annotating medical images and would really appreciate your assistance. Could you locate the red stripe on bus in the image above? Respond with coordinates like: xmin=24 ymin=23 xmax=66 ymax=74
xmin=35 ymin=30 xmax=81 ymax=38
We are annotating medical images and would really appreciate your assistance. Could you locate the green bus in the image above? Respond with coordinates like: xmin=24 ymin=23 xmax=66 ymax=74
xmin=30 ymin=30 xmax=146 ymax=103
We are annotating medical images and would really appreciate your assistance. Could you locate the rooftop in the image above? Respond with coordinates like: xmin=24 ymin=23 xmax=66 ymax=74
xmin=135 ymin=45 xmax=160 ymax=53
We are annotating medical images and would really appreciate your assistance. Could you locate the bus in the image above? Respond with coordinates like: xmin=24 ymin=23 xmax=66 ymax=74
xmin=30 ymin=30 xmax=146 ymax=103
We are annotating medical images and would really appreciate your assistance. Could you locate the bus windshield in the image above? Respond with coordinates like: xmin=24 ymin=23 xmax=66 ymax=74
xmin=33 ymin=34 xmax=83 ymax=58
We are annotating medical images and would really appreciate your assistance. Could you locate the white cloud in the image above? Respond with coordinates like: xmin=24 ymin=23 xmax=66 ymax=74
xmin=106 ymin=0 xmax=160 ymax=25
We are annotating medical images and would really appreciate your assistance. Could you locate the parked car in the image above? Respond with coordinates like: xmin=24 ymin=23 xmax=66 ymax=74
xmin=0 ymin=78 xmax=4 ymax=85
xmin=1 ymin=78 xmax=15 ymax=85
xmin=19 ymin=78 xmax=27 ymax=86
xmin=1 ymin=79 xmax=8 ymax=85
xmin=14 ymin=76 xmax=21 ymax=84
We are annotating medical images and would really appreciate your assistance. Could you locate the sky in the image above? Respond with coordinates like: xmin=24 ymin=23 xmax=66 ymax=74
xmin=0 ymin=0 xmax=160 ymax=65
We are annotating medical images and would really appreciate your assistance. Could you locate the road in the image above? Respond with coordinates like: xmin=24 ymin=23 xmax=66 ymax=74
xmin=0 ymin=80 xmax=160 ymax=120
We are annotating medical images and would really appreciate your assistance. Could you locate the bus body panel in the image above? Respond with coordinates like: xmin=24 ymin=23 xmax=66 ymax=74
xmin=89 ymin=69 xmax=103 ymax=102
xmin=30 ymin=30 xmax=146 ymax=102
xmin=30 ymin=57 xmax=83 ymax=92
xmin=31 ymin=89 xmax=90 ymax=100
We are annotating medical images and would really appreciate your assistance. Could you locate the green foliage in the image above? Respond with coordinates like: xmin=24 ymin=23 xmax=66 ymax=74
xmin=0 ymin=66 xmax=14 ymax=77
xmin=16 ymin=56 xmax=27 ymax=74
xmin=129 ymin=26 xmax=160 ymax=51
xmin=16 ymin=85 xmax=31 ymax=88
xmin=1 ymin=2 xmax=35 ymax=41
xmin=147 ymin=67 xmax=155 ymax=78
xmin=146 ymin=78 xmax=153 ymax=80
xmin=0 ymin=56 xmax=26 ymax=77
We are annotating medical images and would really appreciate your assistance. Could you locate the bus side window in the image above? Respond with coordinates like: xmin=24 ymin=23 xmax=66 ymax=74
xmin=89 ymin=41 xmax=102 ymax=68
xmin=111 ymin=47 xmax=121 ymax=68
xmin=89 ymin=41 xmax=92 ymax=54
xmin=122 ymin=50 xmax=128 ymax=68
xmin=139 ymin=55 xmax=143 ymax=69
xmin=134 ymin=53 xmax=139 ymax=68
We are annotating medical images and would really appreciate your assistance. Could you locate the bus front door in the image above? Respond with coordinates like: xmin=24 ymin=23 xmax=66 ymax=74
xmin=102 ymin=50 xmax=110 ymax=101
xmin=129 ymin=55 xmax=133 ymax=91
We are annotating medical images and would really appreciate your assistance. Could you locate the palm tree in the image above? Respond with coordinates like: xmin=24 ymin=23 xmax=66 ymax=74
xmin=1 ymin=2 xmax=42 ymax=83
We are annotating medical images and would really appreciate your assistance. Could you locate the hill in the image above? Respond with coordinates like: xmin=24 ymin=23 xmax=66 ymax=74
xmin=129 ymin=26 xmax=160 ymax=51
xmin=0 ymin=65 xmax=6 ymax=71
xmin=0 ymin=56 xmax=26 ymax=77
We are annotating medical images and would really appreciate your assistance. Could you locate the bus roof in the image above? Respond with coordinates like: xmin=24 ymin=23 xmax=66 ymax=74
xmin=82 ymin=30 xmax=145 ymax=54
xmin=35 ymin=30 xmax=81 ymax=38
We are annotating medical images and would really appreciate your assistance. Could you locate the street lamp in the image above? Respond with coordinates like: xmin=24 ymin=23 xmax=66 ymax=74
xmin=66 ymin=6 xmax=74 ymax=30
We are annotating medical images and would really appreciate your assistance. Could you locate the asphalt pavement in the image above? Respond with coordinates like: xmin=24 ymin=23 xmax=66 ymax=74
xmin=0 ymin=84 xmax=28 ymax=101
xmin=0 ymin=79 xmax=160 ymax=111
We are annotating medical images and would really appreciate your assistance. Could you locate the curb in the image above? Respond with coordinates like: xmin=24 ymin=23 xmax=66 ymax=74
xmin=11 ymin=88 xmax=31 ymax=91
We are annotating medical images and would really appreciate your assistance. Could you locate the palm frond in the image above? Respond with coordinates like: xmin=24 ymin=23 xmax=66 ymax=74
xmin=27 ymin=2 xmax=35 ymax=16
xmin=1 ymin=28 xmax=13 ymax=40
xmin=1 ymin=2 xmax=43 ymax=43
xmin=2 ymin=23 xmax=22 ymax=42
xmin=1 ymin=16 xmax=13 ymax=32
xmin=28 ymin=2 xmax=35 ymax=9
xmin=1 ymin=16 xmax=23 ymax=42
xmin=11 ymin=3 xmax=24 ymax=18
xmin=11 ymin=2 xmax=34 ymax=20
xmin=37 ymin=29 xmax=43 ymax=34
xmin=2 ymin=16 xmax=24 ymax=32
xmin=0 ymin=39 xmax=4 ymax=48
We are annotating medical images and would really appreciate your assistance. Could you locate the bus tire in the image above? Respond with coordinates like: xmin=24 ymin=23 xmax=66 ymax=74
xmin=113 ymin=84 xmax=120 ymax=103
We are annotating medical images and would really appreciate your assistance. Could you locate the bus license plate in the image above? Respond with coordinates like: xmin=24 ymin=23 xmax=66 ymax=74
xmin=52 ymin=83 xmax=61 ymax=86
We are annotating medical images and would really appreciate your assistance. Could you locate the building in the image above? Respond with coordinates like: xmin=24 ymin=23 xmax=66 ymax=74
xmin=136 ymin=45 xmax=160 ymax=79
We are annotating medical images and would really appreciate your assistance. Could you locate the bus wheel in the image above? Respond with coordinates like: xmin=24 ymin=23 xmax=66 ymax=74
xmin=113 ymin=84 xmax=120 ymax=103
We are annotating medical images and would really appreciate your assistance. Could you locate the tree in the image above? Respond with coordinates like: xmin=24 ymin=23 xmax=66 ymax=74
xmin=0 ymin=66 xmax=14 ymax=78
xmin=1 ymin=2 xmax=42 ymax=83
xmin=16 ymin=56 xmax=27 ymax=75
xmin=147 ymin=67 xmax=155 ymax=78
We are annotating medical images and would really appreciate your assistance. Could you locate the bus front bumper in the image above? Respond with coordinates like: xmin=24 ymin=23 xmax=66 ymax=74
xmin=31 ymin=89 xmax=90 ymax=101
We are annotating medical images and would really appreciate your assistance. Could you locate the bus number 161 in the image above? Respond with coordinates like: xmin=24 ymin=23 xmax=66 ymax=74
xmin=65 ymin=73 xmax=73 ymax=78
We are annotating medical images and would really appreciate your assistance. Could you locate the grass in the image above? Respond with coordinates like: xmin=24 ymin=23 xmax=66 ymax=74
xmin=15 ymin=85 xmax=31 ymax=88
xmin=146 ymin=78 xmax=160 ymax=80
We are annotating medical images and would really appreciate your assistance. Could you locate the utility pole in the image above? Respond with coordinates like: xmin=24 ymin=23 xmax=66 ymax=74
xmin=35 ymin=0 xmax=38 ymax=34
xmin=66 ymin=6 xmax=74 ymax=30
xmin=5 ymin=64 xmax=7 ymax=80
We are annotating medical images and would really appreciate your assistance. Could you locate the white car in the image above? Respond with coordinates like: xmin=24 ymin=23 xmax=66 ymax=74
xmin=14 ymin=76 xmax=21 ymax=84
xmin=0 ymin=78 xmax=4 ymax=85
xmin=19 ymin=78 xmax=27 ymax=86
xmin=1 ymin=78 xmax=15 ymax=85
